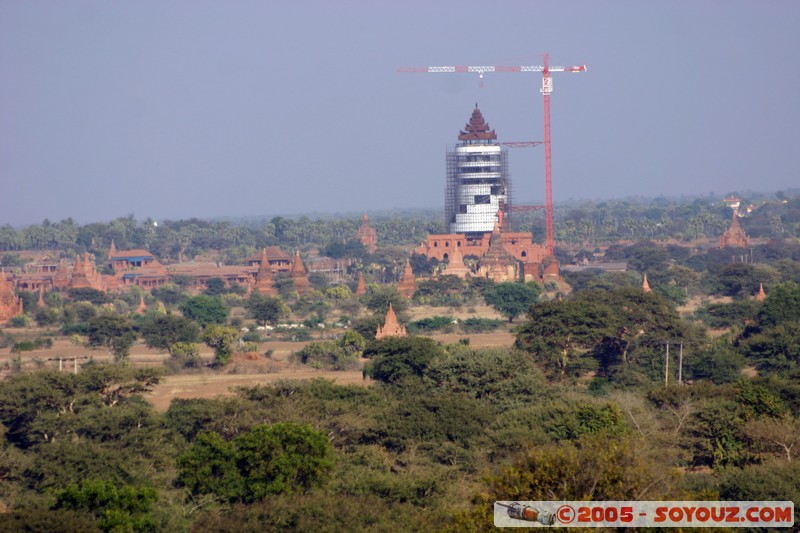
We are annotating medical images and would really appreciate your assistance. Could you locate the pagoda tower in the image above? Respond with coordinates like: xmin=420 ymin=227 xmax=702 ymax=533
xmin=358 ymin=214 xmax=377 ymax=254
xmin=397 ymin=259 xmax=416 ymax=298
xmin=441 ymin=246 xmax=471 ymax=279
xmin=446 ymin=104 xmax=509 ymax=234
xmin=290 ymin=251 xmax=312 ymax=294
xmin=375 ymin=303 xmax=407 ymax=339
xmin=755 ymin=283 xmax=767 ymax=302
xmin=719 ymin=212 xmax=749 ymax=249
xmin=69 ymin=254 xmax=105 ymax=291
xmin=477 ymin=222 xmax=519 ymax=282
xmin=136 ymin=295 xmax=147 ymax=313
xmin=354 ymin=272 xmax=366 ymax=296
xmin=642 ymin=274 xmax=652 ymax=293
xmin=53 ymin=260 xmax=71 ymax=290
xmin=254 ymin=248 xmax=278 ymax=296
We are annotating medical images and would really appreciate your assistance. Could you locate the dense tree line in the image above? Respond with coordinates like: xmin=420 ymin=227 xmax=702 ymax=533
xmin=2 ymin=335 xmax=798 ymax=530
xmin=3 ymin=193 xmax=800 ymax=261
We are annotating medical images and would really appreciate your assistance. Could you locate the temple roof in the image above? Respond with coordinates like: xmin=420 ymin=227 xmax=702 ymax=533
xmin=111 ymin=249 xmax=154 ymax=259
xmin=458 ymin=104 xmax=497 ymax=141
xmin=247 ymin=247 xmax=292 ymax=263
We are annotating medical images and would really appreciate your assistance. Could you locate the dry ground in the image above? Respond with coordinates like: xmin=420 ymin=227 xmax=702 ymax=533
xmin=1 ymin=306 xmax=517 ymax=412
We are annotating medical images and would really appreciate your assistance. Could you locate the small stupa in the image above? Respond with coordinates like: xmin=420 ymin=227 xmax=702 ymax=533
xmin=375 ymin=303 xmax=407 ymax=339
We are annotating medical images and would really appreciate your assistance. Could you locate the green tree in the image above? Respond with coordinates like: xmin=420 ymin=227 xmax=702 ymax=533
xmin=55 ymin=479 xmax=158 ymax=533
xmin=362 ymin=285 xmax=408 ymax=317
xmin=482 ymin=281 xmax=541 ymax=322
xmin=687 ymin=341 xmax=746 ymax=384
xmin=235 ymin=423 xmax=335 ymax=499
xmin=0 ymin=365 xmax=161 ymax=449
xmin=202 ymin=324 xmax=239 ymax=366
xmin=175 ymin=431 xmax=243 ymax=501
xmin=757 ymin=281 xmax=800 ymax=328
xmin=180 ymin=295 xmax=228 ymax=327
xmin=516 ymin=299 xmax=613 ymax=380
xmin=138 ymin=314 xmax=199 ymax=353
xmin=244 ymin=293 xmax=289 ymax=327
xmin=68 ymin=287 xmax=108 ymax=305
xmin=425 ymin=346 xmax=543 ymax=408
xmin=695 ymin=299 xmax=761 ymax=329
xmin=150 ymin=284 xmax=186 ymax=307
xmin=177 ymin=423 xmax=334 ymax=503
xmin=203 ymin=277 xmax=227 ymax=296
xmin=364 ymin=337 xmax=445 ymax=384
xmin=742 ymin=322 xmax=800 ymax=374
xmin=339 ymin=330 xmax=366 ymax=355
xmin=86 ymin=315 xmax=137 ymax=360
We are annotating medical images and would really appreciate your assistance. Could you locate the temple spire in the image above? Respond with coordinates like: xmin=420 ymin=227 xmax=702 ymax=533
xmin=254 ymin=248 xmax=277 ymax=296
xmin=375 ymin=303 xmax=407 ymax=339
xmin=755 ymin=283 xmax=766 ymax=302
xmin=458 ymin=104 xmax=497 ymax=141
xmin=397 ymin=259 xmax=416 ymax=298
xmin=354 ymin=272 xmax=366 ymax=296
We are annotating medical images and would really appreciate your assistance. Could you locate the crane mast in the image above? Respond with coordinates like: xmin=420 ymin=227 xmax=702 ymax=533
xmin=399 ymin=53 xmax=586 ymax=257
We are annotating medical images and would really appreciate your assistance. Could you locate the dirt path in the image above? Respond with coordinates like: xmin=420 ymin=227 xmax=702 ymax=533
xmin=145 ymin=369 xmax=368 ymax=412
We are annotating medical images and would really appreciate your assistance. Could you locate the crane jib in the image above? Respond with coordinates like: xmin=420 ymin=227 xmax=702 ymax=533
xmin=419 ymin=65 xmax=585 ymax=74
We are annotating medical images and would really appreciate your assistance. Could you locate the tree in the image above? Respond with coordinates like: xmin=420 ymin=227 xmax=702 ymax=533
xmin=686 ymin=341 xmax=745 ymax=384
xmin=364 ymin=337 xmax=445 ymax=384
xmin=574 ymin=288 xmax=693 ymax=373
xmin=68 ymin=287 xmax=108 ymax=305
xmin=0 ymin=365 xmax=161 ymax=449
xmin=454 ymin=433 xmax=681 ymax=530
xmin=55 ymin=479 xmax=158 ymax=532
xmin=362 ymin=285 xmax=408 ymax=317
xmin=177 ymin=423 xmax=334 ymax=503
xmin=244 ymin=293 xmax=289 ymax=327
xmin=742 ymin=322 xmax=800 ymax=374
xmin=339 ymin=330 xmax=366 ymax=355
xmin=86 ymin=315 xmax=136 ymax=360
xmin=138 ymin=314 xmax=199 ymax=353
xmin=203 ymin=277 xmax=227 ymax=296
xmin=202 ymin=324 xmax=239 ymax=365
xmin=409 ymin=252 xmax=439 ymax=276
xmin=745 ymin=414 xmax=800 ymax=462
xmin=425 ymin=346 xmax=544 ymax=408
xmin=235 ymin=423 xmax=335 ymax=498
xmin=150 ymin=284 xmax=186 ymax=307
xmin=705 ymin=263 xmax=780 ymax=298
xmin=175 ymin=431 xmax=243 ymax=501
xmin=516 ymin=299 xmax=613 ymax=380
xmin=180 ymin=295 xmax=228 ymax=327
xmin=323 ymin=239 xmax=366 ymax=259
xmin=757 ymin=281 xmax=800 ymax=328
xmin=482 ymin=282 xmax=541 ymax=322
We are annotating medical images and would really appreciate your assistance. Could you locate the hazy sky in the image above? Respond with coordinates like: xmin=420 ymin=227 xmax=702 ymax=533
xmin=2 ymin=1 xmax=799 ymax=226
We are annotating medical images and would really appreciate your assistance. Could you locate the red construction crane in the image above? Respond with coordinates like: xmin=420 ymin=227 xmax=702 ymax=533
xmin=399 ymin=54 xmax=586 ymax=256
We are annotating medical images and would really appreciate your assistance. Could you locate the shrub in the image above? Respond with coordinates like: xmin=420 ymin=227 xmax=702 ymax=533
xmin=407 ymin=316 xmax=456 ymax=334
xmin=460 ymin=317 xmax=504 ymax=333
xmin=9 ymin=315 xmax=30 ymax=328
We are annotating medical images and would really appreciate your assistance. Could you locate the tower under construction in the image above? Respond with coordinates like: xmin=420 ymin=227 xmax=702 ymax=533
xmin=446 ymin=105 xmax=510 ymax=234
